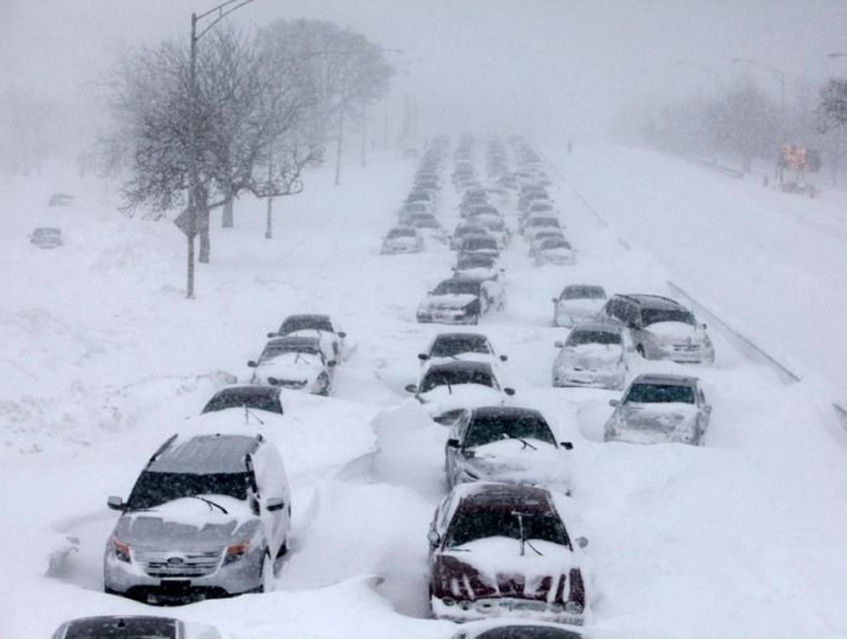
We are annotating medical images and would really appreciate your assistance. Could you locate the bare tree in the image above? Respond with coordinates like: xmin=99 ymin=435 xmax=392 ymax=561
xmin=817 ymin=78 xmax=847 ymax=132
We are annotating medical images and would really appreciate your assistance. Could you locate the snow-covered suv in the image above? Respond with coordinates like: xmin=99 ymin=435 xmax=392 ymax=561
xmin=597 ymin=294 xmax=714 ymax=363
xmin=104 ymin=433 xmax=291 ymax=604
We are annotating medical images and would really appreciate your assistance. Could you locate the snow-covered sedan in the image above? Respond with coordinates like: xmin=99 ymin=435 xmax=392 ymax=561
xmin=418 ymin=332 xmax=508 ymax=368
xmin=104 ymin=433 xmax=291 ymax=603
xmin=51 ymin=616 xmax=222 ymax=639
xmin=533 ymin=237 xmax=575 ymax=266
xmin=428 ymin=482 xmax=588 ymax=625
xmin=604 ymin=373 xmax=712 ymax=445
xmin=267 ymin=313 xmax=346 ymax=363
xmin=552 ymin=323 xmax=626 ymax=390
xmin=381 ymin=226 xmax=424 ymax=254
xmin=451 ymin=223 xmax=492 ymax=250
xmin=453 ymin=253 xmax=502 ymax=281
xmin=445 ymin=406 xmax=573 ymax=490
xmin=248 ymin=336 xmax=335 ymax=395
xmin=458 ymin=235 xmax=500 ymax=260
xmin=405 ymin=360 xmax=515 ymax=425
xmin=417 ymin=278 xmax=503 ymax=325
xmin=552 ymin=285 xmax=607 ymax=328
xmin=202 ymin=385 xmax=284 ymax=415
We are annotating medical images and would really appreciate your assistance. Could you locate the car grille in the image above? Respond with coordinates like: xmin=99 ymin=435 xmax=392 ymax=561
xmin=136 ymin=549 xmax=223 ymax=578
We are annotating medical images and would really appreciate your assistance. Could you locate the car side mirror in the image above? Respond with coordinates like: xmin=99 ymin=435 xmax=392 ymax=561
xmin=327 ymin=360 xmax=337 ymax=367
xmin=609 ymin=399 xmax=620 ymax=407
xmin=337 ymin=331 xmax=346 ymax=338
xmin=418 ymin=353 xmax=429 ymax=362
xmin=446 ymin=438 xmax=460 ymax=448
xmin=554 ymin=341 xmax=564 ymax=348
xmin=560 ymin=441 xmax=574 ymax=450
xmin=504 ymin=387 xmax=516 ymax=396
xmin=499 ymin=354 xmax=508 ymax=362
xmin=266 ymin=332 xmax=277 ymax=339
xmin=266 ymin=497 xmax=286 ymax=512
xmin=247 ymin=361 xmax=258 ymax=368
xmin=427 ymin=529 xmax=440 ymax=547
xmin=107 ymin=496 xmax=125 ymax=511
xmin=405 ymin=384 xmax=418 ymax=393
xmin=576 ymin=536 xmax=588 ymax=549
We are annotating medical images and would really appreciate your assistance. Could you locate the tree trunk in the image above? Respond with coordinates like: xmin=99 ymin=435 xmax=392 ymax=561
xmin=199 ymin=227 xmax=211 ymax=263
xmin=221 ymin=187 xmax=234 ymax=228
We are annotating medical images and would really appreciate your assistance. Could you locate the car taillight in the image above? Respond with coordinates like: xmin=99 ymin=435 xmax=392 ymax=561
xmin=112 ymin=538 xmax=131 ymax=563
xmin=223 ymin=541 xmax=250 ymax=565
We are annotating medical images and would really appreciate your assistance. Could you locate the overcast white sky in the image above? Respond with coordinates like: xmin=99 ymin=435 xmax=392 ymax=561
xmin=2 ymin=0 xmax=847 ymax=143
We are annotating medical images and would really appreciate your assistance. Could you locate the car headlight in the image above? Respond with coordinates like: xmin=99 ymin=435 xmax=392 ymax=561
xmin=111 ymin=537 xmax=131 ymax=563
xmin=564 ymin=601 xmax=583 ymax=614
xmin=223 ymin=540 xmax=252 ymax=566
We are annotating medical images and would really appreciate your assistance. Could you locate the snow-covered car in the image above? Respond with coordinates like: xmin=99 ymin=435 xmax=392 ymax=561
xmin=48 ymin=192 xmax=74 ymax=207
xmin=104 ymin=433 xmax=291 ymax=603
xmin=528 ymin=229 xmax=566 ymax=255
xmin=267 ymin=313 xmax=346 ymax=363
xmin=202 ymin=385 xmax=284 ymax=415
xmin=597 ymin=294 xmax=714 ymax=363
xmin=533 ymin=237 xmax=575 ymax=266
xmin=451 ymin=223 xmax=491 ymax=250
xmin=604 ymin=373 xmax=712 ymax=445
xmin=381 ymin=226 xmax=424 ymax=254
xmin=453 ymin=253 xmax=502 ymax=281
xmin=398 ymin=200 xmax=434 ymax=220
xmin=417 ymin=278 xmax=503 ymax=325
xmin=51 ymin=616 xmax=223 ymax=639
xmin=405 ymin=360 xmax=515 ymax=424
xmin=445 ymin=406 xmax=573 ymax=489
xmin=523 ymin=216 xmax=562 ymax=242
xmin=458 ymin=235 xmax=500 ymax=260
xmin=466 ymin=211 xmax=509 ymax=248
xmin=248 ymin=336 xmax=335 ymax=395
xmin=553 ymin=285 xmax=607 ymax=328
xmin=411 ymin=216 xmax=449 ymax=244
xmin=552 ymin=322 xmax=627 ymax=389
xmin=30 ymin=227 xmax=63 ymax=248
xmin=427 ymin=482 xmax=588 ymax=625
xmin=418 ymin=332 xmax=508 ymax=368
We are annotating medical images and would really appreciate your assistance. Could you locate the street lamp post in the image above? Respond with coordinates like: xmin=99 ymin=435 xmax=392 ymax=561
xmin=185 ymin=0 xmax=255 ymax=299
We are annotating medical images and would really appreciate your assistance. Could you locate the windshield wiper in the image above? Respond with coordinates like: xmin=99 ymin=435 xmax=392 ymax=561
xmin=243 ymin=404 xmax=266 ymax=425
xmin=190 ymin=495 xmax=228 ymax=514
xmin=511 ymin=511 xmax=543 ymax=556
xmin=502 ymin=433 xmax=538 ymax=450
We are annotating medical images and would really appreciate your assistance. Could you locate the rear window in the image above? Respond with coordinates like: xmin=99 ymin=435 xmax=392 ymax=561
xmin=625 ymin=383 xmax=695 ymax=404
xmin=64 ymin=618 xmax=177 ymax=639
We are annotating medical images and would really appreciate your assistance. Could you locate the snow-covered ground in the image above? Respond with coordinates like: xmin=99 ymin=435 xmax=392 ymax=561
xmin=4 ymin=141 xmax=847 ymax=638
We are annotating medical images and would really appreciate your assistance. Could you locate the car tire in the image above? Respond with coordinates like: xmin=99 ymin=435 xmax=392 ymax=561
xmin=276 ymin=538 xmax=288 ymax=558
xmin=317 ymin=374 xmax=331 ymax=396
xmin=258 ymin=550 xmax=275 ymax=593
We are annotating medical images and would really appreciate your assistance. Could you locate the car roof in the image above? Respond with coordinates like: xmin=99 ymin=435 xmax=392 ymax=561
xmin=148 ymin=433 xmax=261 ymax=474
xmin=470 ymin=405 xmax=544 ymax=421
xmin=631 ymin=373 xmax=699 ymax=387
xmin=267 ymin=335 xmax=321 ymax=347
xmin=210 ymin=385 xmax=281 ymax=399
xmin=454 ymin=481 xmax=555 ymax=513
xmin=60 ymin=616 xmax=180 ymax=638
xmin=615 ymin=294 xmax=684 ymax=310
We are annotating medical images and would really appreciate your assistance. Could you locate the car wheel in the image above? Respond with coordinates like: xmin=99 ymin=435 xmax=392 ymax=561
xmin=469 ymin=313 xmax=480 ymax=325
xmin=276 ymin=538 xmax=288 ymax=559
xmin=317 ymin=374 xmax=331 ymax=396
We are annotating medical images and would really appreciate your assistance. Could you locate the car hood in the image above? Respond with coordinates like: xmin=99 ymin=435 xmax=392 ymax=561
xmin=643 ymin=322 xmax=704 ymax=343
xmin=559 ymin=344 xmax=623 ymax=369
xmin=254 ymin=354 xmax=322 ymax=380
xmin=459 ymin=440 xmax=569 ymax=485
xmin=421 ymin=294 xmax=478 ymax=310
xmin=419 ymin=385 xmax=504 ymax=414
xmin=115 ymin=496 xmax=259 ymax=549
xmin=556 ymin=299 xmax=605 ymax=316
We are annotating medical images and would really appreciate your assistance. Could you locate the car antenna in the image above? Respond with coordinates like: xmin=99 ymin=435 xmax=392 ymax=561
xmin=511 ymin=510 xmax=543 ymax=556
xmin=243 ymin=404 xmax=265 ymax=426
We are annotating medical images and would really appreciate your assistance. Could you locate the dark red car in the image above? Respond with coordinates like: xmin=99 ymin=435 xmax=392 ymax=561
xmin=427 ymin=482 xmax=588 ymax=625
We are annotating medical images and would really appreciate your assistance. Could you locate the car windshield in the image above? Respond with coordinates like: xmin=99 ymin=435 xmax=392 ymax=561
xmin=566 ymin=330 xmax=621 ymax=346
xmin=528 ymin=217 xmax=559 ymax=227
xmin=476 ymin=627 xmax=582 ymax=639
xmin=625 ymin=383 xmax=695 ymax=404
xmin=415 ymin=219 xmax=439 ymax=228
xmin=260 ymin=341 xmax=320 ymax=360
xmin=540 ymin=238 xmax=569 ymax=249
xmin=279 ymin=316 xmax=333 ymax=333
xmin=64 ymin=617 xmax=178 ymax=639
xmin=445 ymin=507 xmax=569 ymax=547
xmin=561 ymin=286 xmax=605 ymax=300
xmin=464 ymin=412 xmax=556 ymax=448
xmin=432 ymin=280 xmax=480 ymax=296
xmin=127 ymin=471 xmax=251 ymax=510
xmin=457 ymin=255 xmax=496 ymax=269
xmin=387 ymin=228 xmax=416 ymax=238
xmin=202 ymin=389 xmax=281 ymax=414
xmin=641 ymin=308 xmax=695 ymax=326
xmin=462 ymin=237 xmax=498 ymax=251
xmin=419 ymin=366 xmax=495 ymax=392
xmin=430 ymin=335 xmax=492 ymax=358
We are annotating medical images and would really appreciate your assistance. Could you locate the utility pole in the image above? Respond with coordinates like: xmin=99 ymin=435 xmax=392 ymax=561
xmin=183 ymin=0 xmax=255 ymax=299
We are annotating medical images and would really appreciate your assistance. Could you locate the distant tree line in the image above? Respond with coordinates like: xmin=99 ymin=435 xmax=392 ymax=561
xmin=87 ymin=19 xmax=394 ymax=263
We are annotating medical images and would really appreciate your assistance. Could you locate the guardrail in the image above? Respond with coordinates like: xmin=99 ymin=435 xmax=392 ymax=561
xmin=685 ymin=155 xmax=745 ymax=179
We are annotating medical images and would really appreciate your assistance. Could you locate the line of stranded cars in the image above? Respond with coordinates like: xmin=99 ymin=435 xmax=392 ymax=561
xmin=55 ymin=138 xmax=716 ymax=638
